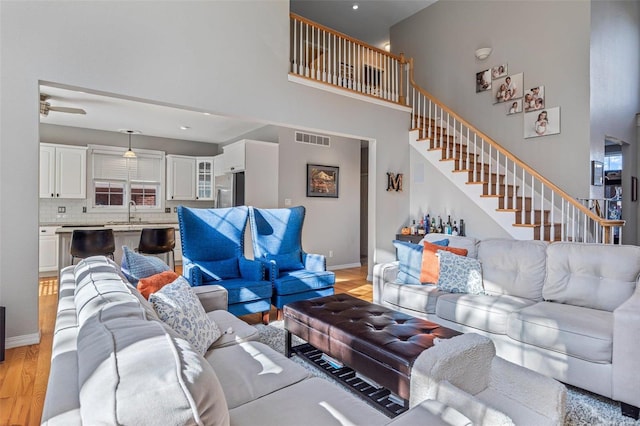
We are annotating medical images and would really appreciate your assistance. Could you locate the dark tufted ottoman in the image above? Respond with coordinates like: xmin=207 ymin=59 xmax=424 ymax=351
xmin=283 ymin=293 xmax=461 ymax=402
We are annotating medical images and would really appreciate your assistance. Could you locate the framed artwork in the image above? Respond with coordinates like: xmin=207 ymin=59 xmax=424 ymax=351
xmin=475 ymin=69 xmax=491 ymax=93
xmin=591 ymin=161 xmax=604 ymax=186
xmin=491 ymin=64 xmax=508 ymax=80
xmin=524 ymin=86 xmax=545 ymax=112
xmin=524 ymin=106 xmax=561 ymax=138
xmin=507 ymin=99 xmax=522 ymax=115
xmin=493 ymin=72 xmax=523 ymax=104
xmin=307 ymin=164 xmax=339 ymax=198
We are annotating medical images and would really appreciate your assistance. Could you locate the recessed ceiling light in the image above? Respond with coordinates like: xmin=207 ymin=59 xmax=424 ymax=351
xmin=352 ymin=4 xmax=358 ymax=10
xmin=179 ymin=125 xmax=190 ymax=130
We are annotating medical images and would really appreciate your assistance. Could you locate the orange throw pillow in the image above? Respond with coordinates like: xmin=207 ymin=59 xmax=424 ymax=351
xmin=420 ymin=242 xmax=468 ymax=284
xmin=137 ymin=270 xmax=179 ymax=299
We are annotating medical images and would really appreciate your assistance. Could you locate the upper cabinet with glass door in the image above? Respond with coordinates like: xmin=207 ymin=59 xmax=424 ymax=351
xmin=196 ymin=157 xmax=215 ymax=200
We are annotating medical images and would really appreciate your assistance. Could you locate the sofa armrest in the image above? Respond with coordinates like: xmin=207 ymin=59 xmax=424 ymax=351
xmin=372 ymin=261 xmax=399 ymax=304
xmin=386 ymin=399 xmax=472 ymax=426
xmin=192 ymin=285 xmax=228 ymax=312
xmin=238 ymin=257 xmax=265 ymax=281
xmin=254 ymin=257 xmax=277 ymax=281
xmin=302 ymin=252 xmax=326 ymax=272
xmin=612 ymin=283 xmax=640 ymax=407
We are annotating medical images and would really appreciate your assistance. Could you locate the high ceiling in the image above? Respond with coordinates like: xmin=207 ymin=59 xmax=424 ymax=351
xmin=290 ymin=0 xmax=436 ymax=50
xmin=40 ymin=1 xmax=435 ymax=144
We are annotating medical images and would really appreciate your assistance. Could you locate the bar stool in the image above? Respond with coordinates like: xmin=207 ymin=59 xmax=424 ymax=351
xmin=137 ymin=227 xmax=176 ymax=270
xmin=70 ymin=228 xmax=116 ymax=264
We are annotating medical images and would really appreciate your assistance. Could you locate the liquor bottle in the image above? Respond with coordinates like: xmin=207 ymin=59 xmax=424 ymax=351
xmin=411 ymin=220 xmax=417 ymax=236
xmin=452 ymin=221 xmax=459 ymax=236
xmin=417 ymin=219 xmax=426 ymax=235
xmin=437 ymin=216 xmax=443 ymax=233
xmin=425 ymin=214 xmax=430 ymax=234
xmin=459 ymin=219 xmax=465 ymax=237
xmin=431 ymin=217 xmax=436 ymax=234
xmin=446 ymin=215 xmax=452 ymax=235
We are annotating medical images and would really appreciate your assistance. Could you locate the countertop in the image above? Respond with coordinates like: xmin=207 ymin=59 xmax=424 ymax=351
xmin=52 ymin=222 xmax=179 ymax=233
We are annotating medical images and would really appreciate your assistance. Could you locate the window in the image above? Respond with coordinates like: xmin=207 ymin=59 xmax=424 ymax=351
xmin=604 ymin=153 xmax=622 ymax=172
xmin=88 ymin=145 xmax=164 ymax=212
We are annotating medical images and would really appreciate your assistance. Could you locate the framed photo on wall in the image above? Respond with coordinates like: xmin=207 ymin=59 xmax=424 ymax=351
xmin=524 ymin=106 xmax=561 ymax=139
xmin=307 ymin=164 xmax=339 ymax=198
xmin=591 ymin=160 xmax=604 ymax=186
xmin=493 ymin=72 xmax=523 ymax=104
xmin=507 ymin=99 xmax=522 ymax=115
xmin=491 ymin=63 xmax=508 ymax=80
xmin=524 ymin=85 xmax=545 ymax=112
xmin=476 ymin=69 xmax=492 ymax=93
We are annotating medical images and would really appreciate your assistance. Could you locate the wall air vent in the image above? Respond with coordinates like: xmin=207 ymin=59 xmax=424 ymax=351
xmin=295 ymin=131 xmax=330 ymax=147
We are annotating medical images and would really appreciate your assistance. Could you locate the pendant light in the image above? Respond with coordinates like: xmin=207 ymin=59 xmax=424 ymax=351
xmin=122 ymin=130 xmax=137 ymax=158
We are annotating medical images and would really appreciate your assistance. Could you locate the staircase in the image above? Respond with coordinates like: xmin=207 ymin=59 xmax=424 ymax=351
xmin=288 ymin=14 xmax=624 ymax=244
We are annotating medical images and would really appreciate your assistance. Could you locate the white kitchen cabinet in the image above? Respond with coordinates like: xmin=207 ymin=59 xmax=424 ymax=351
xmin=40 ymin=143 xmax=87 ymax=199
xmin=167 ymin=155 xmax=215 ymax=201
xmin=213 ymin=154 xmax=225 ymax=177
xmin=221 ymin=141 xmax=246 ymax=173
xmin=196 ymin=157 xmax=215 ymax=201
xmin=166 ymin=155 xmax=196 ymax=201
xmin=39 ymin=226 xmax=59 ymax=274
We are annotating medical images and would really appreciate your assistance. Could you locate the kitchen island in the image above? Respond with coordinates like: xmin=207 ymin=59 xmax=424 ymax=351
xmin=55 ymin=222 xmax=181 ymax=269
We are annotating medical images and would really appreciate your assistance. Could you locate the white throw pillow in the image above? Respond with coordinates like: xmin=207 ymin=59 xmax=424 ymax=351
xmin=150 ymin=277 xmax=221 ymax=355
xmin=437 ymin=250 xmax=484 ymax=295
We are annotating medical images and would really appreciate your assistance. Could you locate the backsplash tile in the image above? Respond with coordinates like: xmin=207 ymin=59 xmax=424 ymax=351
xmin=39 ymin=198 xmax=213 ymax=225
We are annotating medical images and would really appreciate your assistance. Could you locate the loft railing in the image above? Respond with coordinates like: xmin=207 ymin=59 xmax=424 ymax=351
xmin=288 ymin=15 xmax=624 ymax=244
xmin=290 ymin=13 xmax=406 ymax=104
xmin=405 ymin=58 xmax=624 ymax=244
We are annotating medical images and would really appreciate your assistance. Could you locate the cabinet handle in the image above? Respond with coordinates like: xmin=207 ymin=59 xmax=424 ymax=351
xmin=51 ymin=193 xmax=54 ymax=197
xmin=56 ymin=193 xmax=59 ymax=197
xmin=171 ymin=196 xmax=174 ymax=200
xmin=230 ymin=167 xmax=235 ymax=171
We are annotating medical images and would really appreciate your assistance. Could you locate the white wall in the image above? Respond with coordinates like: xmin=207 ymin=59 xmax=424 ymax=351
xmin=1 ymin=1 xmax=410 ymax=341
xmin=278 ymin=128 xmax=361 ymax=268
xmin=392 ymin=0 xmax=592 ymax=199
xmin=590 ymin=0 xmax=640 ymax=244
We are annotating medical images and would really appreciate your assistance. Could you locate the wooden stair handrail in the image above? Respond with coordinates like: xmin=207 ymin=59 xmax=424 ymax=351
xmin=290 ymin=13 xmax=405 ymax=61
xmin=406 ymin=58 xmax=618 ymax=228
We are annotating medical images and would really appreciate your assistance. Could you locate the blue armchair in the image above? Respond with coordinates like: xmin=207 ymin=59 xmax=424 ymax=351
xmin=248 ymin=206 xmax=335 ymax=319
xmin=177 ymin=206 xmax=272 ymax=324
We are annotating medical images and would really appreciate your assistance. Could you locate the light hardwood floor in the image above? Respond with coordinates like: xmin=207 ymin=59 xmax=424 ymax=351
xmin=0 ymin=265 xmax=371 ymax=425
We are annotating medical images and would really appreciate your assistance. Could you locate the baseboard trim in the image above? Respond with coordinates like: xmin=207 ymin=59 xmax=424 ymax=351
xmin=328 ymin=263 xmax=361 ymax=271
xmin=6 ymin=331 xmax=41 ymax=349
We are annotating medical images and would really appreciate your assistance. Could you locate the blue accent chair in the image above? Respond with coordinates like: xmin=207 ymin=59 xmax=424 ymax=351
xmin=177 ymin=206 xmax=272 ymax=324
xmin=248 ymin=206 xmax=335 ymax=319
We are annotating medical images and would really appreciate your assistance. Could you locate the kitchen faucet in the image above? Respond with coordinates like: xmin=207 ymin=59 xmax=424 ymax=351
xmin=128 ymin=200 xmax=137 ymax=223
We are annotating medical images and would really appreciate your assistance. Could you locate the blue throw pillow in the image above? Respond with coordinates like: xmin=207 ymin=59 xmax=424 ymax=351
xmin=266 ymin=250 xmax=304 ymax=272
xmin=393 ymin=239 xmax=449 ymax=284
xmin=121 ymin=245 xmax=170 ymax=285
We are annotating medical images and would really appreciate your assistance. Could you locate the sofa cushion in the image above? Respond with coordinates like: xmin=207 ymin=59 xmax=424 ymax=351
xmin=436 ymin=294 xmax=535 ymax=334
xmin=477 ymin=239 xmax=548 ymax=301
xmin=205 ymin=341 xmax=309 ymax=409
xmin=421 ymin=234 xmax=479 ymax=259
xmin=207 ymin=310 xmax=260 ymax=349
xmin=543 ymin=242 xmax=640 ymax=311
xmin=219 ymin=278 xmax=273 ymax=304
xmin=150 ymin=277 xmax=222 ymax=355
xmin=436 ymin=251 xmax=484 ymax=295
xmin=381 ymin=282 xmax=445 ymax=315
xmin=76 ymin=305 xmax=230 ymax=426
xmin=136 ymin=270 xmax=179 ymax=299
xmin=420 ymin=241 xmax=466 ymax=284
xmin=507 ymin=301 xmax=613 ymax=363
xmin=120 ymin=246 xmax=170 ymax=285
xmin=228 ymin=377 xmax=388 ymax=426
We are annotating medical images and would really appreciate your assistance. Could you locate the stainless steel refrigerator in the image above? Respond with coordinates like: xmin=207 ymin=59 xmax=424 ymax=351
xmin=215 ymin=171 xmax=245 ymax=208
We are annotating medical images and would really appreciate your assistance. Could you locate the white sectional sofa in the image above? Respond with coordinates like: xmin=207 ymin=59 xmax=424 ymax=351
xmin=43 ymin=256 xmax=481 ymax=426
xmin=373 ymin=234 xmax=640 ymax=419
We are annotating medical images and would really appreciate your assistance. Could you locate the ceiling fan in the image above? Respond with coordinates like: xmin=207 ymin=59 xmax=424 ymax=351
xmin=40 ymin=93 xmax=86 ymax=116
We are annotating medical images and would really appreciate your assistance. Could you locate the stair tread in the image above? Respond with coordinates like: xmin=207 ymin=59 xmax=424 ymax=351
xmin=512 ymin=223 xmax=561 ymax=228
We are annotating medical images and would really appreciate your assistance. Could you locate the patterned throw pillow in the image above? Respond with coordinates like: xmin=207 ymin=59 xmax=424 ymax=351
xmin=121 ymin=246 xmax=170 ymax=285
xmin=150 ymin=277 xmax=221 ymax=355
xmin=436 ymin=250 xmax=484 ymax=295
xmin=420 ymin=241 xmax=466 ymax=284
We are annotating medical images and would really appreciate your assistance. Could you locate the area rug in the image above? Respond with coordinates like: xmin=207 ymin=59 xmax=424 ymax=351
xmin=255 ymin=321 xmax=640 ymax=426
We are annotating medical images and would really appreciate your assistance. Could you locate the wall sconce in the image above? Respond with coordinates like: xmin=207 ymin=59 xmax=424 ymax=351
xmin=475 ymin=47 xmax=492 ymax=61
